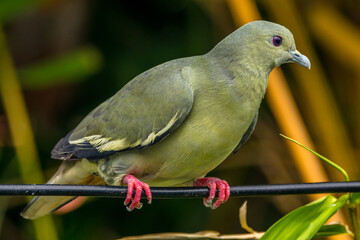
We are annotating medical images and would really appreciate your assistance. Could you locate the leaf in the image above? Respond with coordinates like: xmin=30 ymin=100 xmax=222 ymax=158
xmin=280 ymin=134 xmax=349 ymax=182
xmin=239 ymin=201 xmax=263 ymax=238
xmin=18 ymin=46 xmax=102 ymax=89
xmin=0 ymin=0 xmax=49 ymax=22
xmin=314 ymin=222 xmax=353 ymax=238
xmin=260 ymin=194 xmax=349 ymax=240
xmin=350 ymin=192 xmax=360 ymax=205
xmin=118 ymin=230 xmax=262 ymax=240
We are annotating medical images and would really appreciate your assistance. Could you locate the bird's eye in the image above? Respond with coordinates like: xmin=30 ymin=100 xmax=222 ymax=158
xmin=272 ymin=35 xmax=282 ymax=46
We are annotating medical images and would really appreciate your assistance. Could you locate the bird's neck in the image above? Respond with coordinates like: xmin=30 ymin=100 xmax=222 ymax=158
xmin=207 ymin=35 xmax=275 ymax=79
xmin=206 ymin=49 xmax=271 ymax=99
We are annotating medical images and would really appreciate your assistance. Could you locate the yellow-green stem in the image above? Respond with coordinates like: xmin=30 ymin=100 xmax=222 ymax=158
xmin=0 ymin=23 xmax=58 ymax=240
xmin=348 ymin=200 xmax=360 ymax=240
xmin=280 ymin=134 xmax=349 ymax=182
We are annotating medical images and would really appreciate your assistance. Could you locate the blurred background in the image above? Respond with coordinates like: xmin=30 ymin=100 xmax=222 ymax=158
xmin=0 ymin=0 xmax=360 ymax=239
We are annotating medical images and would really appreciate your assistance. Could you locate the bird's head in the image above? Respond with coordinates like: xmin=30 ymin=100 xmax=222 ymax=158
xmin=210 ymin=20 xmax=311 ymax=73
xmin=246 ymin=20 xmax=311 ymax=69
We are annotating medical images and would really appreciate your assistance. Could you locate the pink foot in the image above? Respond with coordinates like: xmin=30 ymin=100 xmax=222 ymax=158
xmin=121 ymin=175 xmax=152 ymax=211
xmin=194 ymin=177 xmax=230 ymax=209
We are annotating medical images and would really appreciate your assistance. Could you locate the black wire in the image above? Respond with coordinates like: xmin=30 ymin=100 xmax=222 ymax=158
xmin=0 ymin=182 xmax=360 ymax=199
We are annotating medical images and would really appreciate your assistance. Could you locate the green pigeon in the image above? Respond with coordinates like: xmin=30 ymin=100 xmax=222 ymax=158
xmin=21 ymin=20 xmax=310 ymax=219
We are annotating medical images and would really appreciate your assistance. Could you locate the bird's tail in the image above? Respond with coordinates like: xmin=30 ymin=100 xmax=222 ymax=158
xmin=21 ymin=160 xmax=104 ymax=220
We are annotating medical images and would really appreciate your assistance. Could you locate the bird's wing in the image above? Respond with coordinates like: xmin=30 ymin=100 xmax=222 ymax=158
xmin=232 ymin=112 xmax=258 ymax=153
xmin=52 ymin=63 xmax=194 ymax=161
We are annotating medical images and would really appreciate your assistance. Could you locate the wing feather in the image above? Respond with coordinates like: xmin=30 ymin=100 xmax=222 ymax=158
xmin=52 ymin=61 xmax=194 ymax=161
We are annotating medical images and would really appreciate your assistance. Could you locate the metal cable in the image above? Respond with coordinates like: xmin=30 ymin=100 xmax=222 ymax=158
xmin=0 ymin=182 xmax=359 ymax=198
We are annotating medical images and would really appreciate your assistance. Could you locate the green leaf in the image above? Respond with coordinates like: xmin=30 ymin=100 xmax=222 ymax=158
xmin=314 ymin=222 xmax=353 ymax=238
xmin=18 ymin=46 xmax=102 ymax=89
xmin=280 ymin=134 xmax=349 ymax=182
xmin=350 ymin=192 xmax=360 ymax=205
xmin=260 ymin=194 xmax=349 ymax=240
xmin=0 ymin=0 xmax=49 ymax=22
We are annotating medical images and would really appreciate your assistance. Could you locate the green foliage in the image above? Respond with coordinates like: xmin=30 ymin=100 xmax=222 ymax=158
xmin=260 ymin=195 xmax=350 ymax=240
xmin=260 ymin=135 xmax=359 ymax=239
xmin=350 ymin=193 xmax=360 ymax=205
xmin=18 ymin=46 xmax=103 ymax=89
xmin=314 ymin=223 xmax=353 ymax=238
xmin=0 ymin=0 xmax=49 ymax=22
xmin=280 ymin=134 xmax=349 ymax=182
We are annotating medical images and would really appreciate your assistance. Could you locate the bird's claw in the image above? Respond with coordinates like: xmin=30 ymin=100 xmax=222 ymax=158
xmin=194 ymin=177 xmax=230 ymax=209
xmin=122 ymin=174 xmax=152 ymax=211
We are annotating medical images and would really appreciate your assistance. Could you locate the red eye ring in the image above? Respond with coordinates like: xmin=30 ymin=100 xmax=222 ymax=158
xmin=272 ymin=35 xmax=282 ymax=46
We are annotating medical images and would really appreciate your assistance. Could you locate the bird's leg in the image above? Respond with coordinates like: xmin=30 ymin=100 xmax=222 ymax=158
xmin=194 ymin=177 xmax=230 ymax=209
xmin=121 ymin=174 xmax=152 ymax=211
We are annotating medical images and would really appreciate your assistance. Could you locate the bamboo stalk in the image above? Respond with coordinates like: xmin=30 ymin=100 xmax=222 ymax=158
xmin=306 ymin=3 xmax=360 ymax=148
xmin=225 ymin=1 xmax=350 ymax=239
xmin=226 ymin=0 xmax=329 ymax=197
xmin=0 ymin=24 xmax=58 ymax=240
xmin=262 ymin=0 xmax=358 ymax=181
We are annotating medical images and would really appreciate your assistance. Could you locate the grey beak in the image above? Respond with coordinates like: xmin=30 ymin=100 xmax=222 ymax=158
xmin=288 ymin=50 xmax=311 ymax=69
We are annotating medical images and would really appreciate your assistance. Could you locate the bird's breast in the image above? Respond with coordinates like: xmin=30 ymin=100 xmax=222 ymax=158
xmin=136 ymin=81 xmax=261 ymax=186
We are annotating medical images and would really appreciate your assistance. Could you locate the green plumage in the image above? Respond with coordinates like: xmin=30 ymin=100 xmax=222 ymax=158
xmin=69 ymin=59 xmax=194 ymax=153
xmin=22 ymin=20 xmax=310 ymax=219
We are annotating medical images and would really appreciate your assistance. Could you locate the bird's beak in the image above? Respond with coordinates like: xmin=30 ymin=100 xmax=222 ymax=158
xmin=288 ymin=50 xmax=311 ymax=69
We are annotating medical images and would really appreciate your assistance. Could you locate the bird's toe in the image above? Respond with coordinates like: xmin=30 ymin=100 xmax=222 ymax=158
xmin=194 ymin=177 xmax=230 ymax=209
xmin=122 ymin=174 xmax=152 ymax=211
